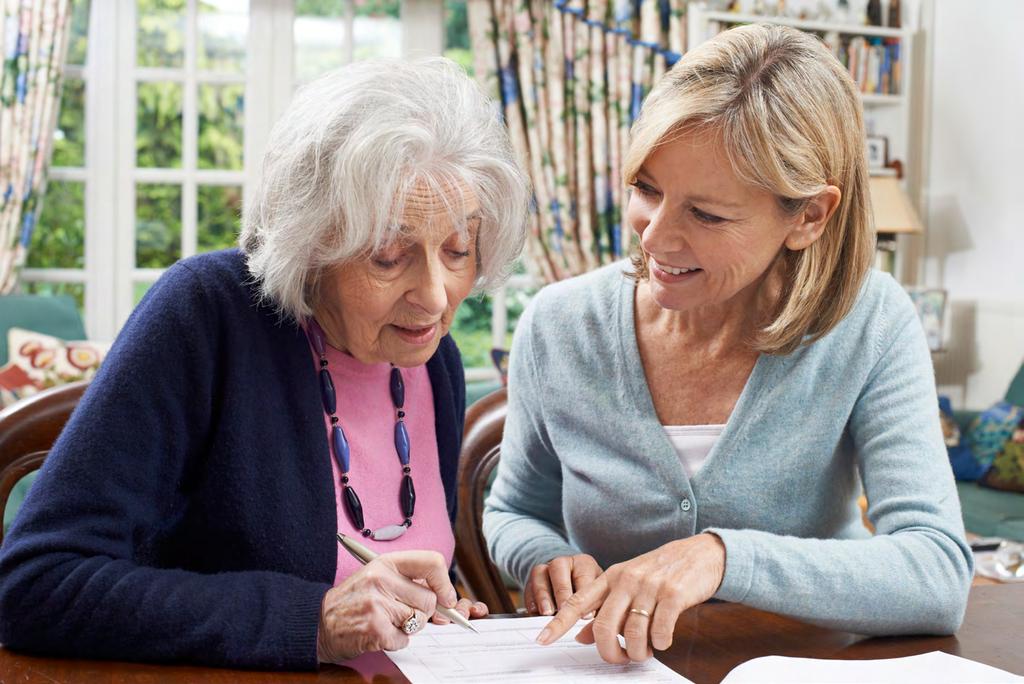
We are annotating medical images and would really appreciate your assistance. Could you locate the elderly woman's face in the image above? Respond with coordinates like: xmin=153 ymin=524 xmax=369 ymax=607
xmin=316 ymin=186 xmax=479 ymax=367
xmin=626 ymin=129 xmax=835 ymax=314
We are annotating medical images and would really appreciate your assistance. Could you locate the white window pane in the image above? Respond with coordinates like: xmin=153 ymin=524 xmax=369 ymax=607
xmin=294 ymin=12 xmax=348 ymax=83
xmin=198 ymin=84 xmax=244 ymax=170
xmin=67 ymin=0 xmax=92 ymax=66
xmin=137 ymin=0 xmax=186 ymax=68
xmin=197 ymin=185 xmax=243 ymax=252
xmin=28 ymin=181 xmax=86 ymax=270
xmin=136 ymin=183 xmax=182 ymax=268
xmin=199 ymin=0 xmax=248 ymax=73
xmin=53 ymin=78 xmax=86 ymax=167
xmin=137 ymin=82 xmax=183 ymax=169
xmin=353 ymin=14 xmax=400 ymax=60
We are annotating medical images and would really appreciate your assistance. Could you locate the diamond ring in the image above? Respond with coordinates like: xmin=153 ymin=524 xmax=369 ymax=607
xmin=402 ymin=613 xmax=421 ymax=635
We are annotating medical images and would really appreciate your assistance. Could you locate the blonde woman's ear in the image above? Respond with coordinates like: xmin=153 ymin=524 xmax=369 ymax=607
xmin=785 ymin=186 xmax=841 ymax=251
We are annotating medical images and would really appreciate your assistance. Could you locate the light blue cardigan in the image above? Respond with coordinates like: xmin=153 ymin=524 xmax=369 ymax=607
xmin=483 ymin=262 xmax=973 ymax=635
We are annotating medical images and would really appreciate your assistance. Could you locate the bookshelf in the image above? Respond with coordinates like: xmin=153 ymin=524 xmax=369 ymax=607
xmin=686 ymin=4 xmax=924 ymax=283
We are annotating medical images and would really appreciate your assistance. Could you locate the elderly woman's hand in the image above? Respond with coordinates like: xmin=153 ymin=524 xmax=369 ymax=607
xmin=524 ymin=553 xmax=603 ymax=616
xmin=316 ymin=550 xmax=457 ymax=662
xmin=535 ymin=534 xmax=725 ymax=663
xmin=430 ymin=598 xmax=489 ymax=625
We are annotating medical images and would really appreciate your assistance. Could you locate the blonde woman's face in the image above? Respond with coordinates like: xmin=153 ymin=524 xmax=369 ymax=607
xmin=627 ymin=130 xmax=809 ymax=314
xmin=315 ymin=185 xmax=479 ymax=368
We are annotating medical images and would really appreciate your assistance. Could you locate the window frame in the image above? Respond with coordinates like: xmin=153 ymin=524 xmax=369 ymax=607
xmin=23 ymin=0 xmax=514 ymax=378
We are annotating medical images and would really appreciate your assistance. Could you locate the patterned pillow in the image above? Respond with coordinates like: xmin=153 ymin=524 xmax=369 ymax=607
xmin=952 ymin=401 xmax=1024 ymax=482
xmin=0 ymin=327 xmax=108 ymax=408
xmin=980 ymin=424 xmax=1024 ymax=493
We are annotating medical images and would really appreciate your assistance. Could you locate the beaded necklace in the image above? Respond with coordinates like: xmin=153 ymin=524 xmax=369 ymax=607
xmin=308 ymin=319 xmax=415 ymax=541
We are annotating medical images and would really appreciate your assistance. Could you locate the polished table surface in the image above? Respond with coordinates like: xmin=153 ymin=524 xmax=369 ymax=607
xmin=1 ymin=584 xmax=1021 ymax=683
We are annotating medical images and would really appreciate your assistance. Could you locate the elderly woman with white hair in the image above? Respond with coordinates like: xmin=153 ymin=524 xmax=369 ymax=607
xmin=485 ymin=23 xmax=973 ymax=665
xmin=0 ymin=58 xmax=526 ymax=670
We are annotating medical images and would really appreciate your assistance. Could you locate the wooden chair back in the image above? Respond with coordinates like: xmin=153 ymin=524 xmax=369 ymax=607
xmin=454 ymin=387 xmax=518 ymax=613
xmin=0 ymin=381 xmax=88 ymax=545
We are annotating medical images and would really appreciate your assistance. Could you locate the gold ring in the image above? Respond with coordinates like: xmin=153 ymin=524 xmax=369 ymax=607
xmin=629 ymin=608 xmax=651 ymax=618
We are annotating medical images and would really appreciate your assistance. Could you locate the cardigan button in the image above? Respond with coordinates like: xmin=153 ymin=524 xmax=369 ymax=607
xmin=679 ymin=498 xmax=692 ymax=512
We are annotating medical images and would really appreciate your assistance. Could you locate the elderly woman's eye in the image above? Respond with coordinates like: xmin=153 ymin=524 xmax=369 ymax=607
xmin=372 ymin=254 xmax=403 ymax=269
xmin=448 ymin=249 xmax=472 ymax=259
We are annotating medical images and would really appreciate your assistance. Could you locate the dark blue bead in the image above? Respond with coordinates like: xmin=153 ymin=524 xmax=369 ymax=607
xmin=400 ymin=474 xmax=416 ymax=518
xmin=390 ymin=367 xmax=405 ymax=408
xmin=332 ymin=425 xmax=350 ymax=472
xmin=394 ymin=420 xmax=410 ymax=465
xmin=319 ymin=369 xmax=336 ymax=415
xmin=343 ymin=485 xmax=364 ymax=530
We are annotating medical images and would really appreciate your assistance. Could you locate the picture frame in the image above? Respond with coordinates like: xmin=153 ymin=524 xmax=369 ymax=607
xmin=865 ymin=135 xmax=889 ymax=172
xmin=905 ymin=287 xmax=947 ymax=352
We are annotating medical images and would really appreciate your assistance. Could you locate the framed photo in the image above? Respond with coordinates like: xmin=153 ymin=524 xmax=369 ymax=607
xmin=865 ymin=135 xmax=889 ymax=172
xmin=906 ymin=287 xmax=947 ymax=352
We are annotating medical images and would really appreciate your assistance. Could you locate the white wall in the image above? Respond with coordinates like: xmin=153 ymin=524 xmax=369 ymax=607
xmin=924 ymin=0 xmax=1024 ymax=409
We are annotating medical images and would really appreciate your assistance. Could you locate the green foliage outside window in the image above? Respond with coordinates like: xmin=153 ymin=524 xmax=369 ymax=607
xmin=136 ymin=82 xmax=183 ymax=168
xmin=136 ymin=183 xmax=182 ymax=268
xmin=449 ymin=286 xmax=535 ymax=368
xmin=28 ymin=182 xmax=85 ymax=270
xmin=52 ymin=78 xmax=85 ymax=167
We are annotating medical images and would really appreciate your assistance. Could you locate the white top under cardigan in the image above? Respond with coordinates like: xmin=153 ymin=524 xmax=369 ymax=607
xmin=663 ymin=425 xmax=724 ymax=478
xmin=484 ymin=260 xmax=973 ymax=637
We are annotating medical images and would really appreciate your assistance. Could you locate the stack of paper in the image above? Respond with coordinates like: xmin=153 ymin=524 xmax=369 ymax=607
xmin=386 ymin=617 xmax=1024 ymax=684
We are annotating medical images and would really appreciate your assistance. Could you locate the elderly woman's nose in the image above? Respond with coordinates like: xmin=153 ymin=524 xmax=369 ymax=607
xmin=407 ymin=259 xmax=448 ymax=315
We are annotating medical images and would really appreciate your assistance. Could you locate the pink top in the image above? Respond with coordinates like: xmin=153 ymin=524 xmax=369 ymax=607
xmin=307 ymin=340 xmax=455 ymax=586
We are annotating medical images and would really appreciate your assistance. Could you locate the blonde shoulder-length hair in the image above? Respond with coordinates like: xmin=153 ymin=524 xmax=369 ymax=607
xmin=624 ymin=23 xmax=875 ymax=355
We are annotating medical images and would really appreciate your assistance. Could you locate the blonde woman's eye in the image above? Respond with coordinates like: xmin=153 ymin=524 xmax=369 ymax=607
xmin=691 ymin=207 xmax=725 ymax=224
xmin=629 ymin=180 xmax=659 ymax=197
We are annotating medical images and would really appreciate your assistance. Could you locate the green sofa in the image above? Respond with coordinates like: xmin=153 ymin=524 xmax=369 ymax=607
xmin=952 ymin=360 xmax=1024 ymax=541
xmin=1 ymin=293 xmax=87 ymax=531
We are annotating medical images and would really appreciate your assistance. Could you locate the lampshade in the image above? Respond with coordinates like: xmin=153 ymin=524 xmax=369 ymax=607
xmin=869 ymin=175 xmax=923 ymax=234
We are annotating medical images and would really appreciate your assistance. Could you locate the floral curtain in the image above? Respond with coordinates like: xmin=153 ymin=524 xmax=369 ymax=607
xmin=0 ymin=0 xmax=73 ymax=294
xmin=469 ymin=0 xmax=690 ymax=284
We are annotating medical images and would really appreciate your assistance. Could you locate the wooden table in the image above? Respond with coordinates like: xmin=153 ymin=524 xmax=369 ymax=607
xmin=2 ymin=584 xmax=1021 ymax=683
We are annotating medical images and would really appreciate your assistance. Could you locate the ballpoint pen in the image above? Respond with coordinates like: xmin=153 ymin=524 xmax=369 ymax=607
xmin=337 ymin=533 xmax=479 ymax=633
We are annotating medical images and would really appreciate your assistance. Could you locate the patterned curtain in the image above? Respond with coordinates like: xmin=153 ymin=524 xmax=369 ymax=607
xmin=0 ymin=0 xmax=73 ymax=294
xmin=469 ymin=0 xmax=689 ymax=284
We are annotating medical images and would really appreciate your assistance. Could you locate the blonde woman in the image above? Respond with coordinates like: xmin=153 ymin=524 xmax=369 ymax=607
xmin=483 ymin=24 xmax=972 ymax=664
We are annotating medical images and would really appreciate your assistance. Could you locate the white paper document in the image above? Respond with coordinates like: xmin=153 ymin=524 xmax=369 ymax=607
xmin=722 ymin=651 xmax=1023 ymax=683
xmin=384 ymin=616 xmax=692 ymax=683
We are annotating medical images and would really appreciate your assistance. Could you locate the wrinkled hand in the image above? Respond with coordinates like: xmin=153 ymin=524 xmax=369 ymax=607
xmin=431 ymin=597 xmax=489 ymax=625
xmin=536 ymin=534 xmax=725 ymax=664
xmin=523 ymin=553 xmax=603 ymax=616
xmin=317 ymin=550 xmax=457 ymax=663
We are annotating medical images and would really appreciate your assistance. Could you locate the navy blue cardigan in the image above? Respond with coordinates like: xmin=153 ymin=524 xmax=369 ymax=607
xmin=0 ymin=250 xmax=466 ymax=670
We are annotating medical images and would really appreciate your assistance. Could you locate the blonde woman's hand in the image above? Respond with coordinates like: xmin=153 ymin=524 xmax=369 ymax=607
xmin=316 ymin=550 xmax=457 ymax=663
xmin=524 ymin=553 xmax=603 ymax=616
xmin=535 ymin=534 xmax=725 ymax=663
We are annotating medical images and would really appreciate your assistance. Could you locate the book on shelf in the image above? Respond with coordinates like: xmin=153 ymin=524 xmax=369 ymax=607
xmin=874 ymin=236 xmax=898 ymax=274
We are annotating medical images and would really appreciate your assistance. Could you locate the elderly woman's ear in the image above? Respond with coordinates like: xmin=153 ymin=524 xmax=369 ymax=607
xmin=784 ymin=185 xmax=841 ymax=251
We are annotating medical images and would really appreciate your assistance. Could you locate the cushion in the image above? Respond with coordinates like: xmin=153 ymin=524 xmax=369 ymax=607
xmin=980 ymin=423 xmax=1024 ymax=493
xmin=0 ymin=327 xmax=108 ymax=408
xmin=0 ymin=294 xmax=85 ymax=365
xmin=951 ymin=401 xmax=1024 ymax=481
